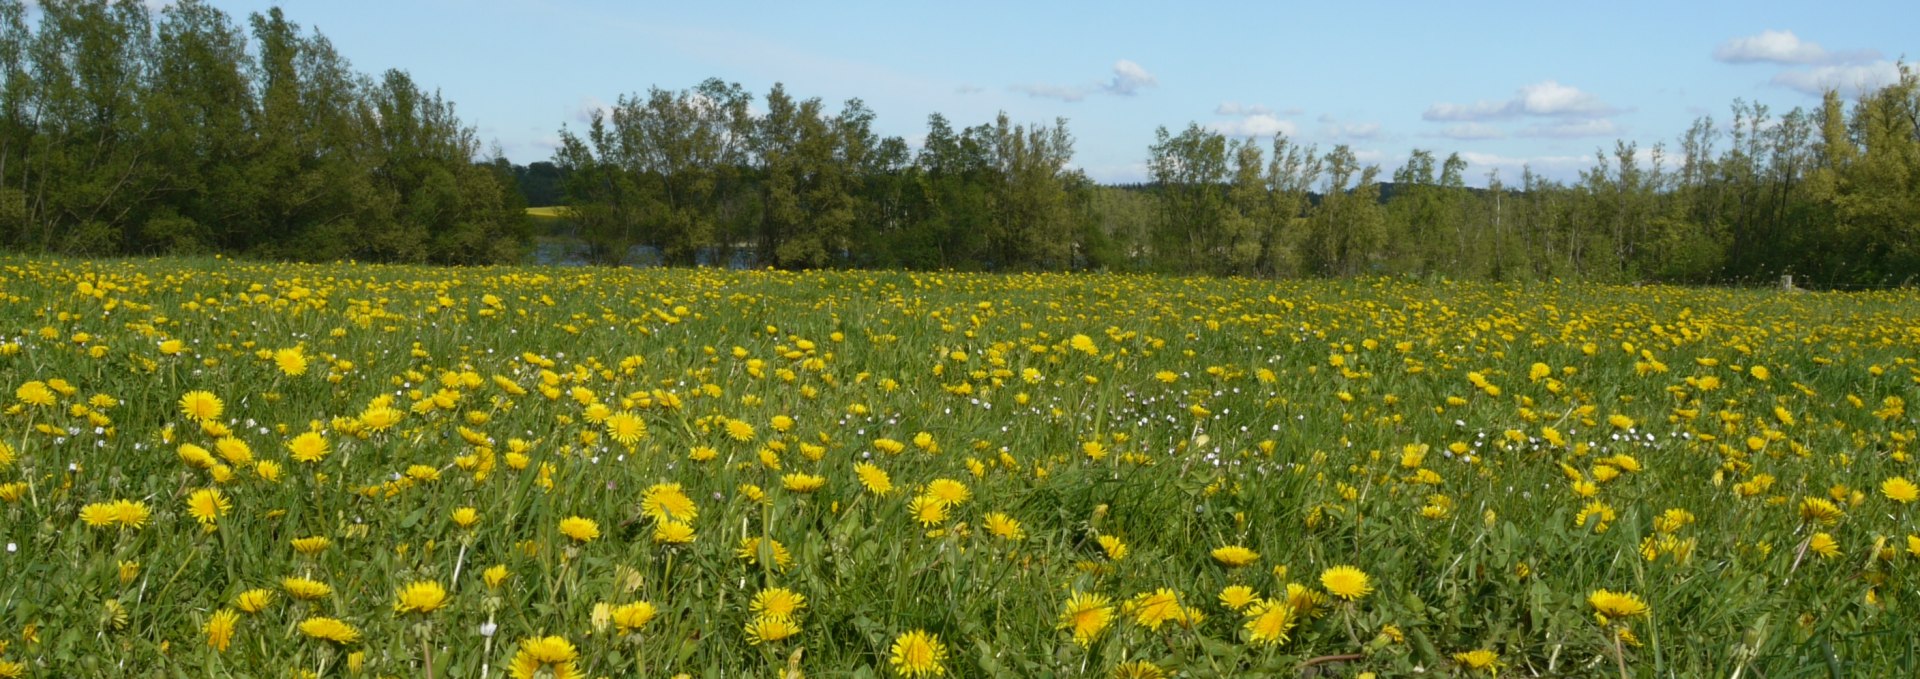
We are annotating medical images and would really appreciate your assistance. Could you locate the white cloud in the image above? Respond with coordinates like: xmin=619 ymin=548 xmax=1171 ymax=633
xmin=1713 ymin=30 xmax=1878 ymax=65
xmin=1518 ymin=119 xmax=1620 ymax=138
xmin=1104 ymin=60 xmax=1158 ymax=96
xmin=1436 ymin=123 xmax=1506 ymax=140
xmin=1207 ymin=114 xmax=1298 ymax=138
xmin=954 ymin=84 xmax=984 ymax=95
xmin=1771 ymin=61 xmax=1905 ymax=96
xmin=1323 ymin=121 xmax=1383 ymax=140
xmin=1215 ymin=101 xmax=1275 ymax=116
xmin=1457 ymin=151 xmax=1592 ymax=177
xmin=1013 ymin=59 xmax=1159 ymax=102
xmin=1424 ymin=80 xmax=1622 ymax=121
xmin=574 ymin=96 xmax=613 ymax=124
xmin=1352 ymin=149 xmax=1387 ymax=166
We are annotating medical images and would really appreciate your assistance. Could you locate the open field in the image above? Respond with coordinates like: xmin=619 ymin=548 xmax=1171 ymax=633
xmin=1 ymin=257 xmax=1918 ymax=677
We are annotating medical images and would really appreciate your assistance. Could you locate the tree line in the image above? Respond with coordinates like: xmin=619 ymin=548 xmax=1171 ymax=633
xmin=2 ymin=1 xmax=1915 ymax=285
xmin=546 ymin=67 xmax=1919 ymax=286
xmin=0 ymin=0 xmax=529 ymax=263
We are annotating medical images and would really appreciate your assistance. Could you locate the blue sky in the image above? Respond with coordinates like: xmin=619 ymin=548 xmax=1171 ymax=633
xmin=206 ymin=1 xmax=1911 ymax=185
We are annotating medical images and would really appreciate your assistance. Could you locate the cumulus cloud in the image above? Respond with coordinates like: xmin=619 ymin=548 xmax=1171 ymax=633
xmin=1423 ymin=80 xmax=1622 ymax=121
xmin=1713 ymin=30 xmax=1878 ymax=65
xmin=1012 ymin=59 xmax=1159 ymax=102
xmin=1771 ymin=61 xmax=1905 ymax=96
xmin=1435 ymin=123 xmax=1506 ymax=140
xmin=1104 ymin=59 xmax=1157 ymax=96
xmin=1207 ymin=114 xmax=1298 ymax=138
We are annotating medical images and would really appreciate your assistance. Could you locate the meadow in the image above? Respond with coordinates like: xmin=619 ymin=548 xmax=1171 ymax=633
xmin=1 ymin=256 xmax=1917 ymax=678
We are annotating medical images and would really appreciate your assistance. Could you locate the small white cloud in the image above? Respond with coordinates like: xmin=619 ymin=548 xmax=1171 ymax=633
xmin=1013 ymin=59 xmax=1157 ymax=102
xmin=954 ymin=84 xmax=984 ymax=95
xmin=1436 ymin=123 xmax=1506 ymax=140
xmin=1011 ymin=83 xmax=1089 ymax=102
xmin=1518 ymin=119 xmax=1620 ymax=138
xmin=1103 ymin=59 xmax=1157 ymax=96
xmin=1323 ymin=121 xmax=1383 ymax=140
xmin=1215 ymin=101 xmax=1274 ymax=116
xmin=1771 ymin=61 xmax=1904 ymax=96
xmin=1207 ymin=114 xmax=1298 ymax=138
xmin=1424 ymin=80 xmax=1621 ymax=121
xmin=575 ymin=96 xmax=613 ymax=124
xmin=1352 ymin=149 xmax=1387 ymax=165
xmin=1713 ymin=30 xmax=1878 ymax=65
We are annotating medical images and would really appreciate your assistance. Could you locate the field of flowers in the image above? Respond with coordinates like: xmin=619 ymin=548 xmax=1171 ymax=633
xmin=1 ymin=256 xmax=1918 ymax=678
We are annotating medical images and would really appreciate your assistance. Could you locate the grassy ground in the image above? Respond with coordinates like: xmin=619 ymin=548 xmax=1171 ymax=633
xmin=1 ymin=256 xmax=1917 ymax=677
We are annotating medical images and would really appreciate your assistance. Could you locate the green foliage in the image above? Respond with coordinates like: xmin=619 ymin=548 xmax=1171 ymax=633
xmin=0 ymin=0 xmax=526 ymax=263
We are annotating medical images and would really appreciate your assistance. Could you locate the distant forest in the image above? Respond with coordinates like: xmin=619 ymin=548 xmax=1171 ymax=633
xmin=3 ymin=1 xmax=1917 ymax=286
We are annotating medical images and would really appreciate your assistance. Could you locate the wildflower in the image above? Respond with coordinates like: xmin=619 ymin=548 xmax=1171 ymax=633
xmin=1128 ymin=588 xmax=1183 ymax=630
xmin=452 ymin=506 xmax=481 ymax=528
xmin=1882 ymin=477 xmax=1918 ymax=504
xmin=179 ymin=390 xmax=223 ymax=422
xmin=983 ymin=512 xmax=1025 ymax=541
xmin=559 ymin=516 xmax=600 ymax=542
xmin=508 ymin=636 xmax=578 ymax=679
xmin=1211 ymin=545 xmax=1260 ymax=568
xmin=611 ymin=601 xmax=657 ymax=633
xmin=745 ymin=616 xmax=801 ymax=645
xmin=235 ymin=589 xmax=273 ymax=613
xmin=1243 ymin=598 xmax=1294 ymax=646
xmin=1057 ymin=591 xmax=1113 ymax=646
xmin=1218 ymin=585 xmax=1259 ymax=611
xmin=640 ymin=483 xmax=698 ymax=522
xmin=1320 ymin=565 xmax=1373 ymax=601
xmin=287 ymin=432 xmax=329 ymax=463
xmin=204 ymin=609 xmax=239 ymax=652
xmin=1097 ymin=535 xmax=1128 ymax=561
xmin=186 ymin=488 xmax=230 ymax=527
xmin=1453 ymin=649 xmax=1500 ymax=673
xmin=1587 ymin=589 xmax=1650 ymax=619
xmin=393 ymin=581 xmax=448 ymax=615
xmin=283 ymin=577 xmax=332 ymax=600
xmin=889 ymin=629 xmax=948 ymax=678
xmin=854 ymin=462 xmax=894 ymax=495
xmin=298 ymin=617 xmax=361 ymax=645
xmin=751 ymin=588 xmax=807 ymax=619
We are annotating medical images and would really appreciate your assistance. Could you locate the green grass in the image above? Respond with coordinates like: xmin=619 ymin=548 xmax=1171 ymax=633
xmin=0 ymin=257 xmax=1917 ymax=677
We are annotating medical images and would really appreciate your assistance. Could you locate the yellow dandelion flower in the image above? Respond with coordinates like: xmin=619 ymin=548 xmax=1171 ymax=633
xmin=889 ymin=629 xmax=948 ymax=678
xmin=283 ymin=577 xmax=332 ymax=600
xmin=611 ymin=601 xmax=656 ymax=633
xmin=983 ymin=512 xmax=1025 ymax=541
xmin=1057 ymin=591 xmax=1113 ymax=646
xmin=1881 ymin=477 xmax=1918 ymax=504
xmin=923 ymin=478 xmax=970 ymax=507
xmin=854 ymin=462 xmax=895 ymax=495
xmin=298 ymin=617 xmax=361 ymax=645
xmin=287 ymin=432 xmax=329 ymax=463
xmin=1587 ymin=589 xmax=1649 ymax=619
xmin=235 ymin=588 xmax=273 ymax=613
xmin=745 ymin=615 xmax=801 ymax=645
xmin=508 ymin=636 xmax=579 ymax=679
xmin=640 ymin=483 xmax=698 ymax=523
xmin=1453 ymin=649 xmax=1501 ymax=673
xmin=782 ymin=472 xmax=826 ymax=493
xmin=604 ymin=411 xmax=646 ymax=446
xmin=1098 ymin=535 xmax=1128 ymax=561
xmin=1218 ymin=585 xmax=1258 ymax=611
xmin=1128 ymin=588 xmax=1183 ymax=630
xmin=559 ymin=516 xmax=600 ymax=542
xmin=1243 ymin=598 xmax=1295 ymax=646
xmin=1319 ymin=565 xmax=1372 ymax=601
xmin=751 ymin=587 xmax=808 ymax=619
xmin=653 ymin=520 xmax=696 ymax=545
xmin=186 ymin=488 xmax=229 ymax=527
xmin=179 ymin=390 xmax=222 ymax=422
xmin=204 ymin=609 xmax=239 ymax=652
xmin=1211 ymin=545 xmax=1260 ymax=568
xmin=393 ymin=580 xmax=448 ymax=615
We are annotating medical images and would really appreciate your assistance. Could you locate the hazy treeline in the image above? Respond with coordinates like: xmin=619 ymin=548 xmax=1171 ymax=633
xmin=0 ymin=0 xmax=529 ymax=263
